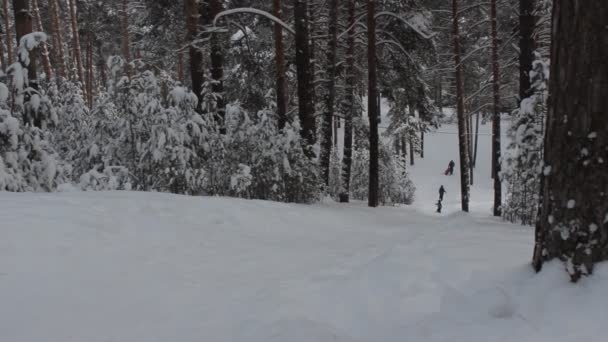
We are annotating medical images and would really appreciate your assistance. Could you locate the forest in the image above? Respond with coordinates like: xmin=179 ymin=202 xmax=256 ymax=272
xmin=1 ymin=1 xmax=608 ymax=340
xmin=0 ymin=0 xmax=607 ymax=278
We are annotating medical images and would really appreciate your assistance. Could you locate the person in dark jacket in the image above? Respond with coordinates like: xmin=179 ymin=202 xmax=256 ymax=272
xmin=439 ymin=185 xmax=446 ymax=201
xmin=448 ymin=160 xmax=456 ymax=175
xmin=436 ymin=200 xmax=442 ymax=213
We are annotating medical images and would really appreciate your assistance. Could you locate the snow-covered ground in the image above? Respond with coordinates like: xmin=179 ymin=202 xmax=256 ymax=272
xmin=1 ymin=123 xmax=606 ymax=342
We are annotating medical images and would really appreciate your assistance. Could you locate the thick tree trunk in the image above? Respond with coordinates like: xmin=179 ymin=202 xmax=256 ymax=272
xmin=185 ymin=0 xmax=203 ymax=112
xmin=491 ymin=0 xmax=502 ymax=216
xmin=451 ymin=0 xmax=470 ymax=212
xmin=409 ymin=105 xmax=415 ymax=166
xmin=519 ymin=0 xmax=535 ymax=101
xmin=272 ymin=0 xmax=287 ymax=129
xmin=320 ymin=0 xmax=339 ymax=186
xmin=367 ymin=0 xmax=379 ymax=207
xmin=532 ymin=0 xmax=608 ymax=282
xmin=3 ymin=0 xmax=13 ymax=66
xmin=49 ymin=0 xmax=67 ymax=79
xmin=32 ymin=0 xmax=52 ymax=79
xmin=294 ymin=0 xmax=315 ymax=148
xmin=340 ymin=0 xmax=356 ymax=203
xmin=68 ymin=0 xmax=84 ymax=84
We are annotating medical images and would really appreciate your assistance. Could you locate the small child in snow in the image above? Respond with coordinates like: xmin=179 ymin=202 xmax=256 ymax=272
xmin=436 ymin=200 xmax=442 ymax=213
xmin=439 ymin=185 xmax=446 ymax=201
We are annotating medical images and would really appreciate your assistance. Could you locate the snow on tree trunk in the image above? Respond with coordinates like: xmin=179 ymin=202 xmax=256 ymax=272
xmin=451 ymin=0 xmax=470 ymax=212
xmin=367 ymin=0 xmax=379 ymax=207
xmin=491 ymin=0 xmax=502 ymax=217
xmin=3 ymin=0 xmax=14 ymax=66
xmin=293 ymin=0 xmax=315 ymax=149
xmin=532 ymin=0 xmax=608 ymax=282
xmin=206 ymin=0 xmax=225 ymax=132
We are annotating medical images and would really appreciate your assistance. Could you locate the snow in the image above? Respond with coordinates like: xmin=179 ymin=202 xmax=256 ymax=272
xmin=1 ymin=121 xmax=607 ymax=341
xmin=567 ymin=199 xmax=576 ymax=209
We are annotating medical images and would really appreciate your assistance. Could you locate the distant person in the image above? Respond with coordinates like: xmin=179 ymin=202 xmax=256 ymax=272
xmin=448 ymin=160 xmax=455 ymax=175
xmin=436 ymin=200 xmax=442 ymax=213
xmin=439 ymin=185 xmax=446 ymax=201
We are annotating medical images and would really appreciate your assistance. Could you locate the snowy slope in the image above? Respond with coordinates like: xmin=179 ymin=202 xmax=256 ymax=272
xmin=1 ymin=190 xmax=606 ymax=342
xmin=409 ymin=119 xmax=509 ymax=215
xmin=1 ymin=113 xmax=606 ymax=342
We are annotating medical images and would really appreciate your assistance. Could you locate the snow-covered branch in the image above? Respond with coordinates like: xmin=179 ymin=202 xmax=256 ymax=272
xmin=213 ymin=8 xmax=295 ymax=36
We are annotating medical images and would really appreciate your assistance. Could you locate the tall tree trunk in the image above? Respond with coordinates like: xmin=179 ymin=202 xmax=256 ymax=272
xmin=273 ymin=0 xmax=287 ymax=129
xmin=519 ymin=0 xmax=535 ymax=101
xmin=0 ymin=29 xmax=4 ymax=70
xmin=121 ymin=0 xmax=130 ymax=76
xmin=473 ymin=112 xmax=480 ymax=166
xmin=13 ymin=0 xmax=35 ymax=81
xmin=532 ymin=0 xmax=608 ymax=282
xmin=68 ymin=0 xmax=84 ymax=85
xmin=207 ymin=0 xmax=225 ymax=131
xmin=320 ymin=0 xmax=339 ymax=186
xmin=420 ymin=131 xmax=424 ymax=158
xmin=49 ymin=0 xmax=67 ymax=79
xmin=340 ymin=0 xmax=356 ymax=203
xmin=409 ymin=105 xmax=415 ymax=166
xmin=4 ymin=0 xmax=13 ymax=66
xmin=491 ymin=0 xmax=502 ymax=216
xmin=86 ymin=27 xmax=93 ymax=108
xmin=13 ymin=0 xmax=39 ymax=126
xmin=451 ymin=0 xmax=470 ymax=212
xmin=32 ymin=0 xmax=52 ymax=78
xmin=185 ymin=0 xmax=203 ymax=112
xmin=294 ymin=0 xmax=315 ymax=148
xmin=367 ymin=0 xmax=379 ymax=207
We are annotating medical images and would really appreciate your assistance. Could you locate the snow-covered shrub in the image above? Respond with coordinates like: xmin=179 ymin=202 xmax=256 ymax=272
xmin=0 ymin=32 xmax=70 ymax=192
xmin=502 ymin=53 xmax=549 ymax=225
xmin=0 ymin=96 xmax=69 ymax=192
xmin=203 ymin=104 xmax=320 ymax=203
xmin=350 ymin=144 xmax=415 ymax=205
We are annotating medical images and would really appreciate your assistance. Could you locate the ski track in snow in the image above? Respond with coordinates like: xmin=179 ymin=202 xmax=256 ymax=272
xmin=1 ymin=123 xmax=607 ymax=342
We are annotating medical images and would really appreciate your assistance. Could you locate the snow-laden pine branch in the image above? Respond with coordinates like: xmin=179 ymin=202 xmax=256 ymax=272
xmin=213 ymin=8 xmax=295 ymax=36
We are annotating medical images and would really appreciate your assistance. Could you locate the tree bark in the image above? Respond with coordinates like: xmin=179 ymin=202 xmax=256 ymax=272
xmin=451 ymin=0 xmax=470 ymax=212
xmin=491 ymin=0 xmax=502 ymax=216
xmin=532 ymin=0 xmax=608 ymax=282
xmin=68 ymin=0 xmax=84 ymax=84
xmin=367 ymin=0 xmax=379 ymax=207
xmin=272 ymin=0 xmax=287 ymax=129
xmin=320 ymin=0 xmax=339 ymax=186
xmin=294 ymin=0 xmax=315 ymax=148
xmin=340 ymin=0 xmax=356 ymax=203
xmin=3 ymin=0 xmax=13 ymax=66
xmin=49 ymin=0 xmax=67 ymax=79
xmin=519 ymin=0 xmax=535 ymax=101
xmin=32 ymin=0 xmax=52 ymax=79
xmin=185 ymin=0 xmax=203 ymax=112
